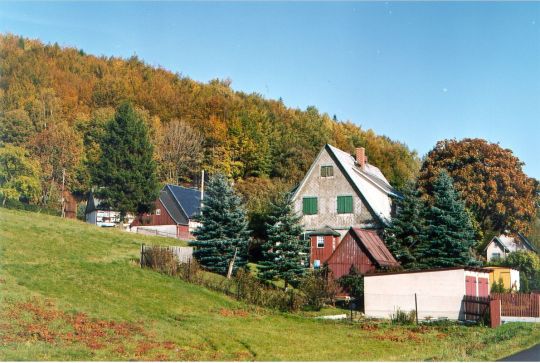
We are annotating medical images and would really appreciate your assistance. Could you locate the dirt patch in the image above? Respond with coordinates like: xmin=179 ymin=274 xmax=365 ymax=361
xmin=0 ymin=298 xmax=191 ymax=360
xmin=219 ymin=308 xmax=249 ymax=318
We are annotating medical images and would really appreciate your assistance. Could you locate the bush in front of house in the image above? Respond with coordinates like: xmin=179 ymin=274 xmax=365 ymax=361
xmin=337 ymin=266 xmax=364 ymax=302
xmin=298 ymin=266 xmax=340 ymax=311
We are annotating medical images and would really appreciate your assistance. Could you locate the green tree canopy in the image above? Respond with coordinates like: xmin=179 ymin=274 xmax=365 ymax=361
xmin=258 ymin=192 xmax=307 ymax=288
xmin=190 ymin=173 xmax=251 ymax=275
xmin=416 ymin=171 xmax=478 ymax=268
xmin=0 ymin=144 xmax=41 ymax=205
xmin=90 ymin=102 xmax=159 ymax=218
xmin=384 ymin=182 xmax=426 ymax=269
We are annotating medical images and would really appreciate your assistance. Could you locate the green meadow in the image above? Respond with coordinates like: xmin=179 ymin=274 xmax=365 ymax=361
xmin=0 ymin=208 xmax=538 ymax=361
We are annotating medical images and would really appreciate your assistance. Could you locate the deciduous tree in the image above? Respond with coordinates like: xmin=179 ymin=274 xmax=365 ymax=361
xmin=418 ymin=138 xmax=538 ymax=235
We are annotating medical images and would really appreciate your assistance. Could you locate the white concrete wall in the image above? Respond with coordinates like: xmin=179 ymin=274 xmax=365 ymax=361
xmin=365 ymin=269 xmax=467 ymax=320
xmin=510 ymin=269 xmax=521 ymax=291
xmin=134 ymin=225 xmax=177 ymax=238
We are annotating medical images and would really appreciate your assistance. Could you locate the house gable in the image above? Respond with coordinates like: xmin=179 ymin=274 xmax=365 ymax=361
xmin=291 ymin=146 xmax=377 ymax=234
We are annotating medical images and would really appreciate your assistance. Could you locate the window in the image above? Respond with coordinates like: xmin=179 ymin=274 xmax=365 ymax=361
xmin=302 ymin=197 xmax=318 ymax=215
xmin=320 ymin=165 xmax=334 ymax=177
xmin=316 ymin=236 xmax=324 ymax=248
xmin=155 ymin=208 xmax=161 ymax=215
xmin=491 ymin=252 xmax=501 ymax=260
xmin=337 ymin=195 xmax=353 ymax=214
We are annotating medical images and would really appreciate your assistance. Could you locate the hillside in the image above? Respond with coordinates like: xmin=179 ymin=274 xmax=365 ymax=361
xmin=0 ymin=207 xmax=539 ymax=361
xmin=0 ymin=34 xmax=419 ymax=205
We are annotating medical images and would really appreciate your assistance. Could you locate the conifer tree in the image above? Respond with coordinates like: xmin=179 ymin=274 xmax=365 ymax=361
xmin=258 ymin=193 xmax=307 ymax=288
xmin=416 ymin=171 xmax=477 ymax=268
xmin=384 ymin=182 xmax=426 ymax=269
xmin=91 ymin=102 xmax=158 ymax=218
xmin=190 ymin=173 xmax=250 ymax=275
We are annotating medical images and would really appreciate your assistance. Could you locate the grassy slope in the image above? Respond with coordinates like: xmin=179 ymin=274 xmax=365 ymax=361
xmin=1 ymin=208 xmax=539 ymax=361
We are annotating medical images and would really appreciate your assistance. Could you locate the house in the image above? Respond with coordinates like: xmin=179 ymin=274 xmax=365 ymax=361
xmin=130 ymin=184 xmax=202 ymax=240
xmin=291 ymin=144 xmax=399 ymax=243
xmin=484 ymin=233 xmax=537 ymax=261
xmin=364 ymin=267 xmax=491 ymax=320
xmin=85 ymin=192 xmax=122 ymax=227
xmin=487 ymin=266 xmax=520 ymax=291
xmin=309 ymin=226 xmax=399 ymax=278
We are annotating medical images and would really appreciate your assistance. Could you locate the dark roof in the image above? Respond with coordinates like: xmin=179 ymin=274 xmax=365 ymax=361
xmin=349 ymin=228 xmax=400 ymax=268
xmin=158 ymin=189 xmax=188 ymax=225
xmin=364 ymin=266 xmax=492 ymax=277
xmin=85 ymin=192 xmax=114 ymax=214
xmin=166 ymin=184 xmax=201 ymax=218
xmin=308 ymin=226 xmax=341 ymax=237
xmin=517 ymin=232 xmax=537 ymax=253
xmin=159 ymin=184 xmax=201 ymax=224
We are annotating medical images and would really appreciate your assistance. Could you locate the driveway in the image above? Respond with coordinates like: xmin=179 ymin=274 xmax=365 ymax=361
xmin=499 ymin=343 xmax=540 ymax=361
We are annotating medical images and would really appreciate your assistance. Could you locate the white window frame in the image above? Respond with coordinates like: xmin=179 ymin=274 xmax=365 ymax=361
xmin=155 ymin=208 xmax=161 ymax=215
xmin=316 ymin=236 xmax=325 ymax=248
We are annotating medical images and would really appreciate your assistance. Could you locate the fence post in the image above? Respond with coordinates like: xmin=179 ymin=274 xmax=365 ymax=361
xmin=490 ymin=299 xmax=501 ymax=328
xmin=140 ymin=243 xmax=145 ymax=268
xmin=414 ymin=293 xmax=419 ymax=324
xmin=187 ymin=258 xmax=191 ymax=281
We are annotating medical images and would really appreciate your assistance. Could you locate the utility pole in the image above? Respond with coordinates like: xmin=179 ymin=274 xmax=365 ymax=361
xmin=61 ymin=168 xmax=66 ymax=218
xmin=200 ymin=170 xmax=205 ymax=201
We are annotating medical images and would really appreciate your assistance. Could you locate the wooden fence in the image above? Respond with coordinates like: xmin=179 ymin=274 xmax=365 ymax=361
xmin=491 ymin=293 xmax=540 ymax=317
xmin=140 ymin=244 xmax=193 ymax=267
xmin=462 ymin=295 xmax=491 ymax=322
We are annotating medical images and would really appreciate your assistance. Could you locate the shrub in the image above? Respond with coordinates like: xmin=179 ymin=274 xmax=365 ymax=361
xmin=141 ymin=247 xmax=178 ymax=276
xmin=298 ymin=266 xmax=340 ymax=311
xmin=337 ymin=266 xmax=364 ymax=301
xmin=390 ymin=308 xmax=416 ymax=325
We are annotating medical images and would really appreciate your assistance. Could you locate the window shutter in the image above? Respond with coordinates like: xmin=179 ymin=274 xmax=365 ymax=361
xmin=303 ymin=197 xmax=318 ymax=215
xmin=337 ymin=196 xmax=353 ymax=214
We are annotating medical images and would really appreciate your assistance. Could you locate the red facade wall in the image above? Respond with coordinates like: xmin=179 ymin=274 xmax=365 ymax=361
xmin=177 ymin=224 xmax=194 ymax=240
xmin=310 ymin=235 xmax=339 ymax=266
xmin=131 ymin=199 xmax=176 ymax=227
xmin=326 ymin=232 xmax=378 ymax=278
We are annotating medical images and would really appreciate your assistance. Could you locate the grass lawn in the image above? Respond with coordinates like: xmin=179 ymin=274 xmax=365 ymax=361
xmin=1 ymin=208 xmax=539 ymax=361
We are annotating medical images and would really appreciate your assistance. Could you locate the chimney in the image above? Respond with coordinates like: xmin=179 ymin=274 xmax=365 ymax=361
xmin=356 ymin=147 xmax=367 ymax=169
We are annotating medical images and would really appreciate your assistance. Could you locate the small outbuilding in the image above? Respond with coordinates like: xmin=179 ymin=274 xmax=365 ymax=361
xmin=487 ymin=266 xmax=520 ymax=291
xmin=310 ymin=227 xmax=399 ymax=278
xmin=85 ymin=192 xmax=122 ymax=227
xmin=364 ymin=267 xmax=491 ymax=320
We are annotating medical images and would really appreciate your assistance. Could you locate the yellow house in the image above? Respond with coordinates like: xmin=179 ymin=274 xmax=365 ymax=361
xmin=487 ymin=267 xmax=520 ymax=291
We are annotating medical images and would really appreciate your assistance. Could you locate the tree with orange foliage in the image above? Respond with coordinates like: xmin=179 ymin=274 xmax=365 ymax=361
xmin=418 ymin=138 xmax=538 ymax=235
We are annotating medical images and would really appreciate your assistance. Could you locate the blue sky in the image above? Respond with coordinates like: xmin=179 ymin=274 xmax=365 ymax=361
xmin=1 ymin=1 xmax=539 ymax=179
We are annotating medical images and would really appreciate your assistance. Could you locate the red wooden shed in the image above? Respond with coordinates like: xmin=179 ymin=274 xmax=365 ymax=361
xmin=325 ymin=227 xmax=399 ymax=278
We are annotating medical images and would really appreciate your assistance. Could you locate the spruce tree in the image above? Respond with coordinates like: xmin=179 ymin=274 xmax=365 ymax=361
xmin=384 ymin=182 xmax=426 ymax=269
xmin=91 ymin=102 xmax=158 ymax=218
xmin=416 ymin=171 xmax=477 ymax=268
xmin=190 ymin=173 xmax=250 ymax=275
xmin=258 ymin=193 xmax=307 ymax=288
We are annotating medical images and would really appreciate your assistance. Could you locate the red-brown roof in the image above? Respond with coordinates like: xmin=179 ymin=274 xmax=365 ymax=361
xmin=350 ymin=228 xmax=399 ymax=267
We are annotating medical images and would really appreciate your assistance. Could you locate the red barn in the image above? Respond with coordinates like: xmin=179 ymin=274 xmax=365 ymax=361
xmin=131 ymin=184 xmax=201 ymax=240
xmin=309 ymin=227 xmax=399 ymax=278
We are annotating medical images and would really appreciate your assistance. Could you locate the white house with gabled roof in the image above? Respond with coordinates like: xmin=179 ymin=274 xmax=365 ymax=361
xmin=291 ymin=144 xmax=399 ymax=242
